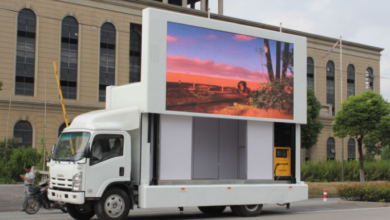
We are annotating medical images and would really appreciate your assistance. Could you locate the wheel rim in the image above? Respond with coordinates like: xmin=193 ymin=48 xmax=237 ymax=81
xmin=104 ymin=194 xmax=125 ymax=218
xmin=245 ymin=205 xmax=259 ymax=211
xmin=26 ymin=197 xmax=39 ymax=213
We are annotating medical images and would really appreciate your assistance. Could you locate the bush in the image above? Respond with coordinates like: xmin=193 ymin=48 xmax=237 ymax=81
xmin=0 ymin=138 xmax=42 ymax=184
xmin=302 ymin=159 xmax=390 ymax=182
xmin=337 ymin=183 xmax=390 ymax=202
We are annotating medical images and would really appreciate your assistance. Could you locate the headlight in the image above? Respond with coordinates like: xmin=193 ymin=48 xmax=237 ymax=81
xmin=72 ymin=172 xmax=83 ymax=191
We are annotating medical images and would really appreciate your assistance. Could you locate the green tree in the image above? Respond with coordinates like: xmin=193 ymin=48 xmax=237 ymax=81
xmin=382 ymin=145 xmax=390 ymax=161
xmin=0 ymin=81 xmax=3 ymax=91
xmin=332 ymin=90 xmax=390 ymax=185
xmin=301 ymin=88 xmax=324 ymax=149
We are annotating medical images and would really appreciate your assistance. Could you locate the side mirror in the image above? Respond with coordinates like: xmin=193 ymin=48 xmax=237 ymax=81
xmin=51 ymin=144 xmax=56 ymax=156
xmin=46 ymin=156 xmax=51 ymax=163
xmin=84 ymin=143 xmax=91 ymax=159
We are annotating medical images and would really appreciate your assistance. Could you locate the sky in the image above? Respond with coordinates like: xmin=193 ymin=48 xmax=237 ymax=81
xmin=167 ymin=22 xmax=293 ymax=82
xmin=202 ymin=0 xmax=390 ymax=100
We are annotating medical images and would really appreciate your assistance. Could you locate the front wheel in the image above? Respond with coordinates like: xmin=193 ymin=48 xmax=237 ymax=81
xmin=23 ymin=195 xmax=40 ymax=214
xmin=231 ymin=204 xmax=263 ymax=217
xmin=198 ymin=206 xmax=226 ymax=215
xmin=95 ymin=188 xmax=131 ymax=220
xmin=67 ymin=203 xmax=95 ymax=220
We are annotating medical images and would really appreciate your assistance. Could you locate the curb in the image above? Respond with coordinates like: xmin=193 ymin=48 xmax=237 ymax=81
xmin=309 ymin=195 xmax=338 ymax=198
xmin=336 ymin=199 xmax=389 ymax=207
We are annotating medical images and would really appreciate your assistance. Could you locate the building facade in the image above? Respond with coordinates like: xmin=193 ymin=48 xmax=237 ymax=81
xmin=0 ymin=0 xmax=382 ymax=161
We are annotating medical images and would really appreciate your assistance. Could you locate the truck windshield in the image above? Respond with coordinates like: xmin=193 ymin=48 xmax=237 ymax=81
xmin=53 ymin=132 xmax=91 ymax=161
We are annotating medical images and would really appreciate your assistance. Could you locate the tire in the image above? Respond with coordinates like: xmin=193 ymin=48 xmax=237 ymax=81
xmin=95 ymin=188 xmax=131 ymax=220
xmin=230 ymin=206 xmax=242 ymax=216
xmin=67 ymin=203 xmax=95 ymax=220
xmin=232 ymin=204 xmax=263 ymax=217
xmin=61 ymin=206 xmax=68 ymax=213
xmin=23 ymin=195 xmax=40 ymax=214
xmin=198 ymin=206 xmax=226 ymax=215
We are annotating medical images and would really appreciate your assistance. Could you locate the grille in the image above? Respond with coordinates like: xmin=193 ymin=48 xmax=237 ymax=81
xmin=51 ymin=177 xmax=73 ymax=190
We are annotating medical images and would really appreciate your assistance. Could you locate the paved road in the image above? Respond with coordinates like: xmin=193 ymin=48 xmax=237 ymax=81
xmin=0 ymin=184 xmax=24 ymax=212
xmin=1 ymin=198 xmax=389 ymax=220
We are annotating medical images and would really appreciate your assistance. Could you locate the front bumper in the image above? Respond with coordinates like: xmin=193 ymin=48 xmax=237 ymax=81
xmin=48 ymin=189 xmax=85 ymax=204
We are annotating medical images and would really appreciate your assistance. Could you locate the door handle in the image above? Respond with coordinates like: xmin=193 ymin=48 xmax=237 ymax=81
xmin=119 ymin=167 xmax=124 ymax=176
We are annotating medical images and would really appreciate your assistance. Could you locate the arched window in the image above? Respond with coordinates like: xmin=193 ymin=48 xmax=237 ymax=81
xmin=15 ymin=9 xmax=36 ymax=96
xmin=307 ymin=57 xmax=314 ymax=90
xmin=61 ymin=16 xmax=78 ymax=100
xmin=347 ymin=65 xmax=355 ymax=97
xmin=327 ymin=137 xmax=335 ymax=160
xmin=58 ymin=123 xmax=67 ymax=137
xmin=129 ymin=30 xmax=141 ymax=83
xmin=99 ymin=23 xmax=116 ymax=102
xmin=14 ymin=121 xmax=33 ymax=149
xmin=326 ymin=61 xmax=335 ymax=115
xmin=348 ymin=138 xmax=356 ymax=160
xmin=366 ymin=67 xmax=374 ymax=90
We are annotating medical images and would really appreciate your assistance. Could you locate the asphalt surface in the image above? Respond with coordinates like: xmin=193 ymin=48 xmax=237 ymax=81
xmin=0 ymin=184 xmax=24 ymax=212
xmin=0 ymin=185 xmax=389 ymax=220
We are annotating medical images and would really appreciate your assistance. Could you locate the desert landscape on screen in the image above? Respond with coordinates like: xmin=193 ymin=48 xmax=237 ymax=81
xmin=166 ymin=22 xmax=294 ymax=119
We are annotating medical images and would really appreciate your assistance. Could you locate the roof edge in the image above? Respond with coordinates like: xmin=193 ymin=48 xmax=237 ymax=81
xmin=118 ymin=0 xmax=384 ymax=52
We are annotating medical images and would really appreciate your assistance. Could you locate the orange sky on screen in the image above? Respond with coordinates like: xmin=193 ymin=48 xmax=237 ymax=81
xmin=167 ymin=72 xmax=263 ymax=90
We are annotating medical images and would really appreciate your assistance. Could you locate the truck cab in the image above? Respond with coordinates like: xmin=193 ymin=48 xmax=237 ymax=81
xmin=48 ymin=107 xmax=138 ymax=220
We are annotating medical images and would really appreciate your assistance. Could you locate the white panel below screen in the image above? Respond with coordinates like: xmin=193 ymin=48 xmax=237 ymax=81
xmin=247 ymin=121 xmax=273 ymax=180
xmin=160 ymin=114 xmax=193 ymax=180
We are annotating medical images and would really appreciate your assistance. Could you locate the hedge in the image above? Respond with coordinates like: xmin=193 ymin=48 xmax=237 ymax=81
xmin=337 ymin=183 xmax=390 ymax=202
xmin=301 ymin=159 xmax=390 ymax=182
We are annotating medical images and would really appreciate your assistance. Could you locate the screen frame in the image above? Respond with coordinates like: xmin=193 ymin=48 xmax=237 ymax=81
xmin=142 ymin=8 xmax=307 ymax=124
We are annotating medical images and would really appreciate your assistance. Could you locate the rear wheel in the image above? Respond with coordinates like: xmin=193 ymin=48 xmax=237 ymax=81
xmin=198 ymin=206 xmax=226 ymax=215
xmin=23 ymin=195 xmax=40 ymax=214
xmin=95 ymin=188 xmax=131 ymax=220
xmin=67 ymin=203 xmax=95 ymax=220
xmin=231 ymin=204 xmax=263 ymax=217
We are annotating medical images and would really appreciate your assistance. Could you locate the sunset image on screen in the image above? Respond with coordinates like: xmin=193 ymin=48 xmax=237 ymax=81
xmin=166 ymin=22 xmax=294 ymax=119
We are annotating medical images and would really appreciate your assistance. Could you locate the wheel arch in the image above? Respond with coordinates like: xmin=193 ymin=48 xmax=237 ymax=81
xmin=101 ymin=182 xmax=135 ymax=209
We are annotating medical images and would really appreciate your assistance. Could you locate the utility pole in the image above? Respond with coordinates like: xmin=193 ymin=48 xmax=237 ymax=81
xmin=340 ymin=36 xmax=344 ymax=182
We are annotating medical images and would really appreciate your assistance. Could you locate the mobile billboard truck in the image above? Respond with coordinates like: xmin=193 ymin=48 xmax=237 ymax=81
xmin=48 ymin=8 xmax=308 ymax=220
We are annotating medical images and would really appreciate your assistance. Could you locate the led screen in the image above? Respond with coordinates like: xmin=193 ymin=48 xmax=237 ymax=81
xmin=166 ymin=22 xmax=294 ymax=120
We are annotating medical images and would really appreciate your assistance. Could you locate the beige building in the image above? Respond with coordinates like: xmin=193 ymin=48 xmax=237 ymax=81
xmin=0 ymin=0 xmax=382 ymax=162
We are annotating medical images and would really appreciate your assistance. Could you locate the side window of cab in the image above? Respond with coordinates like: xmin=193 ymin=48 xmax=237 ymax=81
xmin=90 ymin=134 xmax=123 ymax=165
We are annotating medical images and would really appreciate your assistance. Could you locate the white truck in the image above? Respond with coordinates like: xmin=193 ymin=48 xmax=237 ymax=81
xmin=48 ymin=8 xmax=308 ymax=220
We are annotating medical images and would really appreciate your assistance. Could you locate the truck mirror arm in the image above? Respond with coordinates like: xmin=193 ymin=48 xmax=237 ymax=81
xmin=51 ymin=144 xmax=56 ymax=156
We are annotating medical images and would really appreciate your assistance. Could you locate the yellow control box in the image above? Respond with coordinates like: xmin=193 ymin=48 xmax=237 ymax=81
xmin=274 ymin=147 xmax=291 ymax=177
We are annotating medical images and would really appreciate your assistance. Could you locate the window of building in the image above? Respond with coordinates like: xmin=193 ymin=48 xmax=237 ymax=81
xmin=305 ymin=148 xmax=310 ymax=162
xmin=326 ymin=61 xmax=335 ymax=115
xmin=99 ymin=23 xmax=116 ymax=102
xmin=307 ymin=57 xmax=314 ymax=90
xmin=366 ymin=67 xmax=374 ymax=90
xmin=347 ymin=65 xmax=355 ymax=97
xmin=14 ymin=121 xmax=33 ymax=149
xmin=327 ymin=137 xmax=335 ymax=160
xmin=15 ymin=9 xmax=36 ymax=96
xmin=348 ymin=138 xmax=356 ymax=161
xmin=58 ymin=122 xmax=71 ymax=137
xmin=129 ymin=23 xmax=142 ymax=83
xmin=60 ymin=16 xmax=78 ymax=100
